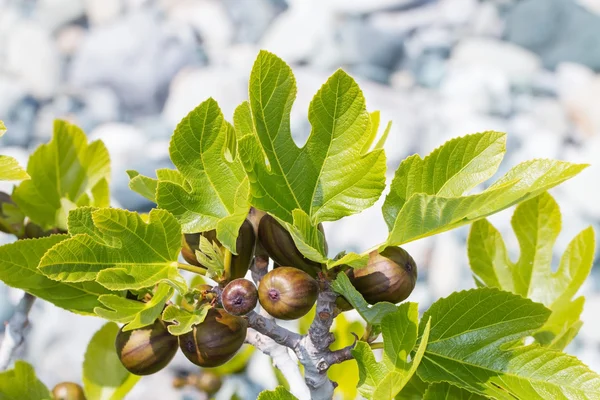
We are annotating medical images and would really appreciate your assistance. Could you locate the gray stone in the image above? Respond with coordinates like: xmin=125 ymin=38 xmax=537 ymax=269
xmin=506 ymin=0 xmax=600 ymax=71
xmin=34 ymin=0 xmax=85 ymax=31
xmin=69 ymin=11 xmax=200 ymax=115
xmin=223 ymin=0 xmax=287 ymax=43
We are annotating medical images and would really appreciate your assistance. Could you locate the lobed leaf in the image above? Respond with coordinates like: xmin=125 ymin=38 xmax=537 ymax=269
xmin=83 ymin=322 xmax=140 ymax=400
xmin=161 ymin=304 xmax=209 ymax=336
xmin=0 ymin=361 xmax=51 ymax=400
xmin=383 ymin=157 xmax=587 ymax=249
xmin=237 ymin=50 xmax=386 ymax=226
xmin=417 ymin=288 xmax=600 ymax=399
xmin=39 ymin=208 xmax=187 ymax=293
xmin=468 ymin=192 xmax=595 ymax=349
xmin=94 ymin=283 xmax=174 ymax=331
xmin=257 ymin=386 xmax=298 ymax=400
xmin=153 ymin=98 xmax=249 ymax=253
xmin=0 ymin=121 xmax=29 ymax=181
xmin=0 ymin=236 xmax=113 ymax=315
xmin=12 ymin=120 xmax=110 ymax=230
xmin=353 ymin=303 xmax=431 ymax=399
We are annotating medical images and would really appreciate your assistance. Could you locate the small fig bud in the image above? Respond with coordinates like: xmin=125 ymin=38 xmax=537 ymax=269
xmin=51 ymin=382 xmax=86 ymax=400
xmin=348 ymin=247 xmax=417 ymax=305
xmin=181 ymin=283 xmax=213 ymax=311
xmin=182 ymin=219 xmax=256 ymax=281
xmin=179 ymin=308 xmax=248 ymax=368
xmin=194 ymin=371 xmax=223 ymax=395
xmin=221 ymin=278 xmax=258 ymax=316
xmin=258 ymin=267 xmax=318 ymax=320
xmin=258 ymin=214 xmax=325 ymax=278
xmin=115 ymin=319 xmax=178 ymax=375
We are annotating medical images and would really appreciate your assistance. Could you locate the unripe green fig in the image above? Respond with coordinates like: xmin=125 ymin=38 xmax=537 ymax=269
xmin=179 ymin=308 xmax=248 ymax=368
xmin=115 ymin=319 xmax=178 ymax=375
xmin=348 ymin=247 xmax=417 ymax=305
xmin=258 ymin=267 xmax=318 ymax=320
xmin=182 ymin=219 xmax=256 ymax=281
xmin=51 ymin=382 xmax=86 ymax=400
xmin=258 ymin=214 xmax=325 ymax=278
xmin=221 ymin=278 xmax=258 ymax=316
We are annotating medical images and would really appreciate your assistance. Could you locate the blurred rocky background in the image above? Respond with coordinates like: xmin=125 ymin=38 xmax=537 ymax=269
xmin=0 ymin=0 xmax=599 ymax=398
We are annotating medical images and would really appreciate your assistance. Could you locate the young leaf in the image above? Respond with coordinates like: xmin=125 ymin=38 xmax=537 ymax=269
xmin=83 ymin=322 xmax=141 ymax=400
xmin=383 ymin=158 xmax=587 ymax=248
xmin=352 ymin=303 xmax=431 ymax=399
xmin=237 ymin=50 xmax=386 ymax=226
xmin=12 ymin=120 xmax=111 ymax=230
xmin=161 ymin=303 xmax=210 ymax=335
xmin=423 ymin=383 xmax=487 ymax=400
xmin=0 ymin=121 xmax=30 ymax=181
xmin=468 ymin=192 xmax=595 ymax=349
xmin=154 ymin=98 xmax=249 ymax=253
xmin=0 ymin=236 xmax=113 ymax=315
xmin=257 ymin=386 xmax=298 ymax=400
xmin=383 ymin=131 xmax=506 ymax=223
xmin=126 ymin=170 xmax=158 ymax=203
xmin=195 ymin=235 xmax=225 ymax=279
xmin=417 ymin=288 xmax=600 ymax=399
xmin=94 ymin=283 xmax=174 ymax=331
xmin=39 ymin=208 xmax=187 ymax=293
xmin=0 ymin=361 xmax=51 ymax=400
xmin=331 ymin=272 xmax=398 ymax=325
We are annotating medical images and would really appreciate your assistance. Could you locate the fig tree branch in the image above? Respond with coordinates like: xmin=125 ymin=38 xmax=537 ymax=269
xmin=245 ymin=328 xmax=310 ymax=400
xmin=245 ymin=311 xmax=301 ymax=349
xmin=0 ymin=292 xmax=35 ymax=370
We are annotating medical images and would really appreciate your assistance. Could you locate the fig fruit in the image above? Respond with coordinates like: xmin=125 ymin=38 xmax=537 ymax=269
xmin=258 ymin=267 xmax=318 ymax=320
xmin=179 ymin=308 xmax=248 ymax=368
xmin=115 ymin=319 xmax=178 ymax=375
xmin=221 ymin=278 xmax=258 ymax=316
xmin=348 ymin=247 xmax=417 ymax=305
xmin=258 ymin=214 xmax=325 ymax=278
xmin=194 ymin=371 xmax=223 ymax=395
xmin=182 ymin=219 xmax=255 ymax=281
xmin=51 ymin=382 xmax=86 ymax=400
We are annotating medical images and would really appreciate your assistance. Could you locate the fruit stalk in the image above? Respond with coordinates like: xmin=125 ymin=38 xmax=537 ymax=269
xmin=0 ymin=292 xmax=35 ymax=371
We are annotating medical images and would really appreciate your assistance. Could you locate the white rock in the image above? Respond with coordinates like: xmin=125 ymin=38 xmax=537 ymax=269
xmin=162 ymin=67 xmax=246 ymax=127
xmin=260 ymin=0 xmax=333 ymax=64
xmin=556 ymin=62 xmax=600 ymax=136
xmin=0 ymin=76 xmax=27 ymax=117
xmin=326 ymin=0 xmax=422 ymax=13
xmin=84 ymin=0 xmax=123 ymax=26
xmin=470 ymin=2 xmax=504 ymax=37
xmin=577 ymin=0 xmax=600 ymax=15
xmin=428 ymin=232 xmax=470 ymax=299
xmin=449 ymin=37 xmax=542 ymax=85
xmin=167 ymin=0 xmax=233 ymax=61
xmin=88 ymin=123 xmax=148 ymax=177
xmin=5 ymin=21 xmax=60 ymax=100
xmin=34 ymin=0 xmax=85 ymax=31
xmin=560 ymin=137 xmax=600 ymax=218
xmin=55 ymin=24 xmax=86 ymax=55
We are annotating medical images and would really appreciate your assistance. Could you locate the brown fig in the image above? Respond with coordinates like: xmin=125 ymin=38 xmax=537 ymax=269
xmin=182 ymin=219 xmax=256 ymax=282
xmin=258 ymin=214 xmax=326 ymax=278
xmin=193 ymin=371 xmax=223 ymax=395
xmin=115 ymin=319 xmax=178 ymax=375
xmin=221 ymin=278 xmax=258 ymax=316
xmin=179 ymin=308 xmax=248 ymax=368
xmin=258 ymin=267 xmax=318 ymax=320
xmin=51 ymin=382 xmax=86 ymax=400
xmin=348 ymin=246 xmax=417 ymax=305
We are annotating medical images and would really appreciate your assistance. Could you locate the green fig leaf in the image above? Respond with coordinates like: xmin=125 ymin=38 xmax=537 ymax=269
xmin=194 ymin=235 xmax=225 ymax=280
xmin=0 ymin=121 xmax=30 ymax=181
xmin=0 ymin=235 xmax=113 ymax=315
xmin=12 ymin=120 xmax=111 ymax=230
xmin=423 ymin=383 xmax=487 ymax=400
xmin=417 ymin=288 xmax=600 ymax=399
xmin=39 ymin=208 xmax=187 ymax=293
xmin=468 ymin=192 xmax=595 ymax=350
xmin=126 ymin=170 xmax=158 ymax=203
xmin=382 ymin=156 xmax=587 ymax=249
xmin=237 ymin=50 xmax=386 ymax=226
xmin=154 ymin=98 xmax=249 ymax=253
xmin=353 ymin=303 xmax=431 ymax=399
xmin=331 ymin=272 xmax=398 ymax=325
xmin=94 ymin=283 xmax=174 ymax=331
xmin=0 ymin=361 xmax=51 ymax=400
xmin=257 ymin=386 xmax=298 ymax=400
xmin=83 ymin=322 xmax=141 ymax=400
xmin=161 ymin=303 xmax=210 ymax=336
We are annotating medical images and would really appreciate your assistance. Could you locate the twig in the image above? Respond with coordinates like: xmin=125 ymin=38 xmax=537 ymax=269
xmin=245 ymin=328 xmax=310 ymax=400
xmin=245 ymin=311 xmax=301 ymax=349
xmin=0 ymin=293 xmax=35 ymax=370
